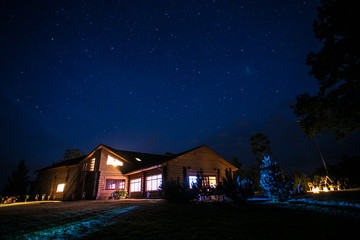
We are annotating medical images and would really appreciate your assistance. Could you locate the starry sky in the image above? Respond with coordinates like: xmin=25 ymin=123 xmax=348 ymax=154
xmin=1 ymin=0 xmax=359 ymax=190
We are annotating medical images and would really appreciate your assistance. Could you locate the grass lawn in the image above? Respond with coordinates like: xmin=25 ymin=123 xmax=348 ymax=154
xmin=302 ymin=188 xmax=360 ymax=203
xmin=0 ymin=199 xmax=359 ymax=240
xmin=84 ymin=201 xmax=359 ymax=240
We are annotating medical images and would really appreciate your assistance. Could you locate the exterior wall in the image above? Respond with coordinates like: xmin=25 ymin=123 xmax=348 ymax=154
xmin=78 ymin=150 xmax=101 ymax=199
xmin=166 ymin=146 xmax=233 ymax=185
xmin=31 ymin=145 xmax=234 ymax=200
xmin=127 ymin=168 xmax=163 ymax=198
xmin=96 ymin=148 xmax=128 ymax=200
xmin=31 ymin=165 xmax=79 ymax=200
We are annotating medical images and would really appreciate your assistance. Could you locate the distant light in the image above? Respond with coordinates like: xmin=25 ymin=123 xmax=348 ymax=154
xmin=135 ymin=158 xmax=141 ymax=162
xmin=312 ymin=187 xmax=320 ymax=194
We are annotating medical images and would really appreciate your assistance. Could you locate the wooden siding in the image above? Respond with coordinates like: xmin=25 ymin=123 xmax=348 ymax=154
xmin=31 ymin=145 xmax=235 ymax=200
xmin=165 ymin=146 xmax=234 ymax=185
xmin=31 ymin=165 xmax=79 ymax=200
xmin=128 ymin=168 xmax=163 ymax=198
xmin=95 ymin=148 xmax=128 ymax=200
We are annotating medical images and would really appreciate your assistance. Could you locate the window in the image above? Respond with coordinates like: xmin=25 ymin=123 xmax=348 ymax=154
xmin=105 ymin=179 xmax=125 ymax=190
xmin=90 ymin=158 xmax=95 ymax=171
xmin=130 ymin=178 xmax=141 ymax=192
xmin=146 ymin=174 xmax=162 ymax=191
xmin=189 ymin=176 xmax=197 ymax=187
xmin=107 ymin=155 xmax=123 ymax=166
xmin=82 ymin=163 xmax=88 ymax=171
xmin=56 ymin=183 xmax=65 ymax=192
xmin=208 ymin=176 xmax=217 ymax=187
xmin=188 ymin=175 xmax=217 ymax=188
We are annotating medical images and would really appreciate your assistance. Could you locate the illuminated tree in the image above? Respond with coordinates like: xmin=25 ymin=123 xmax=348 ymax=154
xmin=259 ymin=156 xmax=293 ymax=202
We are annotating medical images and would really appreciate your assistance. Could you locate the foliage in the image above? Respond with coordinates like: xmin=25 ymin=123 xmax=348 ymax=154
xmin=311 ymin=155 xmax=360 ymax=188
xmin=160 ymin=178 xmax=199 ymax=202
xmin=231 ymin=156 xmax=241 ymax=170
xmin=245 ymin=164 xmax=261 ymax=191
xmin=112 ymin=189 xmax=127 ymax=199
xmin=292 ymin=169 xmax=311 ymax=192
xmin=2 ymin=159 xmax=31 ymax=196
xmin=218 ymin=169 xmax=254 ymax=204
xmin=291 ymin=0 xmax=360 ymax=141
xmin=250 ymin=133 xmax=272 ymax=164
xmin=63 ymin=149 xmax=85 ymax=160
xmin=259 ymin=156 xmax=293 ymax=202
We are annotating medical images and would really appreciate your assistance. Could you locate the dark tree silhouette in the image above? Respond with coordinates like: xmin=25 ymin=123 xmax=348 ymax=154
xmin=63 ymin=149 xmax=85 ymax=160
xmin=2 ymin=159 xmax=31 ymax=196
xmin=291 ymin=0 xmax=360 ymax=141
xmin=250 ymin=133 xmax=272 ymax=164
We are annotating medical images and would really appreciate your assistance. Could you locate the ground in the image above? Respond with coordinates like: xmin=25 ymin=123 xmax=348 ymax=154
xmin=0 ymin=192 xmax=359 ymax=240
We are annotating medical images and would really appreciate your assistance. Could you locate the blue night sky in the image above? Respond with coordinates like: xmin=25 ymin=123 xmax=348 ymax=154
xmin=1 ymin=0 xmax=359 ymax=189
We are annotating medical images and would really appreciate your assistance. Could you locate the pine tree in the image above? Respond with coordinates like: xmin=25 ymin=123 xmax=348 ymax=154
xmin=2 ymin=159 xmax=31 ymax=196
xmin=259 ymin=156 xmax=293 ymax=202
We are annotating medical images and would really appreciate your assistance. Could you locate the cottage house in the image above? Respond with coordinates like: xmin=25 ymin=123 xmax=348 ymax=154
xmin=31 ymin=144 xmax=236 ymax=200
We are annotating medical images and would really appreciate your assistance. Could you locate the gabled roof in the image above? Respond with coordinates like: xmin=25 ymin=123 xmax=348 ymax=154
xmin=102 ymin=145 xmax=172 ymax=174
xmin=37 ymin=144 xmax=236 ymax=173
xmin=37 ymin=156 xmax=85 ymax=171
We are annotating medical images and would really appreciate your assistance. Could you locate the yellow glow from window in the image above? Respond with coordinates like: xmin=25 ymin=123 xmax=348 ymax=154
xmin=90 ymin=158 xmax=95 ymax=171
xmin=106 ymin=155 xmax=123 ymax=166
xmin=56 ymin=183 xmax=65 ymax=192
xmin=208 ymin=176 xmax=217 ymax=187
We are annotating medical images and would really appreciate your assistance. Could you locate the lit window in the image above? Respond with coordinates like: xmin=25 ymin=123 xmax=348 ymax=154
xmin=146 ymin=174 xmax=162 ymax=191
xmin=90 ymin=158 xmax=95 ymax=171
xmin=56 ymin=183 xmax=65 ymax=192
xmin=188 ymin=176 xmax=216 ymax=188
xmin=105 ymin=179 xmax=125 ymax=190
xmin=189 ymin=176 xmax=197 ymax=188
xmin=130 ymin=178 xmax=141 ymax=192
xmin=208 ymin=176 xmax=217 ymax=187
xmin=107 ymin=155 xmax=123 ymax=166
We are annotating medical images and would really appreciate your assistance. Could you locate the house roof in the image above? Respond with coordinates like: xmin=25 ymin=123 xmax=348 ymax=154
xmin=37 ymin=144 xmax=235 ymax=173
xmin=102 ymin=145 xmax=173 ymax=174
xmin=37 ymin=156 xmax=85 ymax=171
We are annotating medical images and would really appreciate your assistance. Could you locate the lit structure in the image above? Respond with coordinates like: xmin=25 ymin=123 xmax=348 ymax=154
xmin=31 ymin=145 xmax=237 ymax=200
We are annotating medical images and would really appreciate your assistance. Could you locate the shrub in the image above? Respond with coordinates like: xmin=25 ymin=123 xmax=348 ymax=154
xmin=160 ymin=178 xmax=199 ymax=202
xmin=219 ymin=169 xmax=254 ymax=204
xmin=112 ymin=189 xmax=127 ymax=199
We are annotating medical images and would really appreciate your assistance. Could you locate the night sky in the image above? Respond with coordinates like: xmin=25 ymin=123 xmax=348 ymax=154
xmin=1 ymin=0 xmax=359 ymax=190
